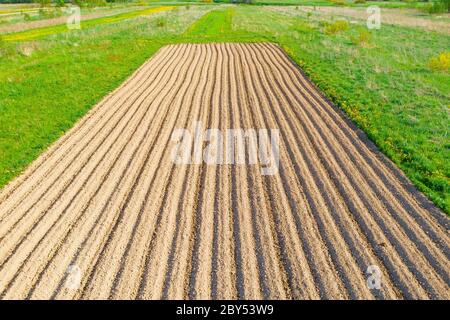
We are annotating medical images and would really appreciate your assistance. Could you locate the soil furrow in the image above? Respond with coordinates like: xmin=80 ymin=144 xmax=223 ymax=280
xmin=1 ymin=45 xmax=192 ymax=300
xmin=0 ymin=46 xmax=177 ymax=214
xmin=0 ymin=45 xmax=182 ymax=243
xmin=258 ymin=43 xmax=449 ymax=298
xmin=1 ymin=43 xmax=448 ymax=300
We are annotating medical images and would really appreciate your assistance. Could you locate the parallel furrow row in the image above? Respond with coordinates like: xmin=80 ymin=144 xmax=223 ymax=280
xmin=0 ymin=43 xmax=448 ymax=300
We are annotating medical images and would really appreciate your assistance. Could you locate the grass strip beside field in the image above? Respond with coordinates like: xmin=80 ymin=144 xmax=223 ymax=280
xmin=185 ymin=7 xmax=234 ymax=36
xmin=1 ymin=6 xmax=175 ymax=41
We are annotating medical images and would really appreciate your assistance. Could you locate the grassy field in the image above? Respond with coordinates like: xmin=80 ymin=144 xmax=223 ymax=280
xmin=213 ymin=0 xmax=431 ymax=8
xmin=0 ymin=3 xmax=448 ymax=213
xmin=0 ymin=5 xmax=140 ymax=26
xmin=1 ymin=6 xmax=175 ymax=41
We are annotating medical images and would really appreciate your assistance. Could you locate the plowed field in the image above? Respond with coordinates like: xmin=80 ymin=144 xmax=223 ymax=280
xmin=0 ymin=43 xmax=448 ymax=300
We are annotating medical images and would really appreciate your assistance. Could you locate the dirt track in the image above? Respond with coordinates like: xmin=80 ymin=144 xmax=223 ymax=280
xmin=0 ymin=43 xmax=448 ymax=300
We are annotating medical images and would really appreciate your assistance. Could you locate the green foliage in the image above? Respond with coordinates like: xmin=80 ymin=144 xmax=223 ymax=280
xmin=0 ymin=0 xmax=33 ymax=2
xmin=3 ymin=7 xmax=174 ymax=41
xmin=155 ymin=16 xmax=166 ymax=28
xmin=351 ymin=28 xmax=371 ymax=45
xmin=428 ymin=52 xmax=450 ymax=72
xmin=324 ymin=20 xmax=349 ymax=34
xmin=55 ymin=0 xmax=66 ymax=7
xmin=34 ymin=0 xmax=51 ymax=7
xmin=73 ymin=0 xmax=108 ymax=8
xmin=330 ymin=0 xmax=346 ymax=5
xmin=23 ymin=12 xmax=32 ymax=21
xmin=185 ymin=8 xmax=234 ymax=36
xmin=423 ymin=0 xmax=449 ymax=14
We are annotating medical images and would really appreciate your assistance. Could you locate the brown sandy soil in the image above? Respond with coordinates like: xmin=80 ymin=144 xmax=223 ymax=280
xmin=268 ymin=6 xmax=450 ymax=34
xmin=0 ymin=43 xmax=448 ymax=300
xmin=0 ymin=6 xmax=141 ymax=34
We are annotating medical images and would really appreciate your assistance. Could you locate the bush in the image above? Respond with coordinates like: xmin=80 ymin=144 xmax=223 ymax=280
xmin=354 ymin=0 xmax=366 ymax=3
xmin=23 ymin=13 xmax=32 ymax=21
xmin=38 ymin=8 xmax=47 ymax=17
xmin=324 ymin=20 xmax=349 ymax=34
xmin=34 ymin=0 xmax=50 ymax=7
xmin=423 ymin=0 xmax=449 ymax=14
xmin=428 ymin=52 xmax=450 ymax=72
xmin=73 ymin=0 xmax=107 ymax=7
xmin=155 ymin=17 xmax=166 ymax=28
xmin=330 ymin=0 xmax=346 ymax=5
xmin=351 ymin=29 xmax=371 ymax=45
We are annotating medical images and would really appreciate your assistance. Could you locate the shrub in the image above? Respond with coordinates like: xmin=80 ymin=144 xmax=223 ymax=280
xmin=89 ymin=0 xmax=107 ymax=7
xmin=354 ymin=0 xmax=366 ymax=3
xmin=155 ymin=17 xmax=166 ymax=28
xmin=423 ymin=0 xmax=449 ymax=14
xmin=324 ymin=20 xmax=349 ymax=34
xmin=33 ymin=0 xmax=51 ymax=7
xmin=23 ymin=12 xmax=32 ymax=21
xmin=331 ymin=0 xmax=346 ymax=5
xmin=428 ymin=52 xmax=450 ymax=72
xmin=351 ymin=29 xmax=371 ymax=45
xmin=38 ymin=8 xmax=47 ymax=17
xmin=294 ymin=21 xmax=314 ymax=33
xmin=73 ymin=0 xmax=107 ymax=7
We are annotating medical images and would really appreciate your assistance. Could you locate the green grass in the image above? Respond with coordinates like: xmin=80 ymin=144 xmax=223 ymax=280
xmin=213 ymin=0 xmax=428 ymax=8
xmin=0 ymin=4 xmax=449 ymax=213
xmin=2 ymin=6 xmax=175 ymax=41
xmin=185 ymin=7 xmax=234 ymax=35
xmin=347 ymin=0 xmax=430 ymax=8
xmin=213 ymin=0 xmax=335 ymax=5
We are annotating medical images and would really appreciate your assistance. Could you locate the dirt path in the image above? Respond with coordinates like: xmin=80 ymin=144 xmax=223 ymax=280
xmin=0 ymin=43 xmax=448 ymax=300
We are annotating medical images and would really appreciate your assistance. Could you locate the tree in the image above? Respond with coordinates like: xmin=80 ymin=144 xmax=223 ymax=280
xmin=33 ymin=0 xmax=51 ymax=7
